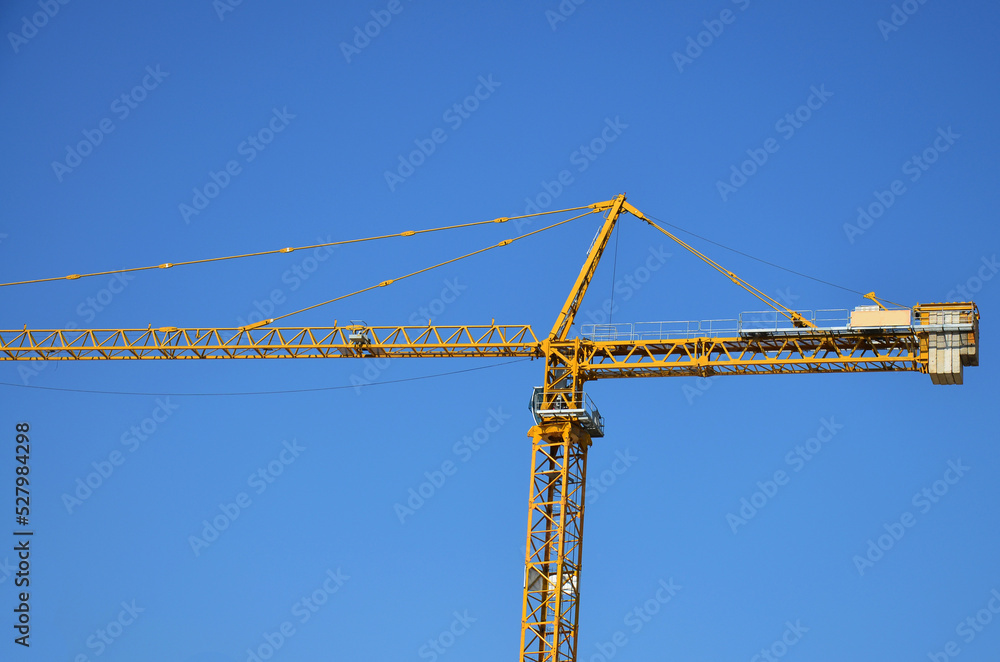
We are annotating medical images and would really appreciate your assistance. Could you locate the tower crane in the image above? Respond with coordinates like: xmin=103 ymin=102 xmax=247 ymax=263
xmin=0 ymin=195 xmax=980 ymax=661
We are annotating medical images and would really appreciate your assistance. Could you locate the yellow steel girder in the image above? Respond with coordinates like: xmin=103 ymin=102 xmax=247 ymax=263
xmin=0 ymin=324 xmax=540 ymax=361
xmin=0 ymin=321 xmax=978 ymax=383
xmin=520 ymin=421 xmax=590 ymax=662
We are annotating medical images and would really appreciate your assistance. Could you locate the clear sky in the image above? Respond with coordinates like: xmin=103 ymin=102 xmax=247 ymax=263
xmin=1 ymin=1 xmax=998 ymax=660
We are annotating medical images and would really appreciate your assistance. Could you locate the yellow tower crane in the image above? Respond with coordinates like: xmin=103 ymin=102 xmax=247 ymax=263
xmin=0 ymin=195 xmax=981 ymax=661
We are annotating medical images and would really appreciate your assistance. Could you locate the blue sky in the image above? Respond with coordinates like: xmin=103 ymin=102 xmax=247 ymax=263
xmin=1 ymin=1 xmax=998 ymax=660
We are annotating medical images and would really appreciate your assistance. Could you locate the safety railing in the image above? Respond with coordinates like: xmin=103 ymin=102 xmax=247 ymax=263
xmin=528 ymin=387 xmax=605 ymax=438
xmin=580 ymin=310 xmax=852 ymax=341
xmin=580 ymin=319 xmax=739 ymax=342
xmin=738 ymin=309 xmax=849 ymax=332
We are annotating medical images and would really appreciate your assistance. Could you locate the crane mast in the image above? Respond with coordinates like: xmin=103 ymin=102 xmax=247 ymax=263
xmin=0 ymin=195 xmax=980 ymax=662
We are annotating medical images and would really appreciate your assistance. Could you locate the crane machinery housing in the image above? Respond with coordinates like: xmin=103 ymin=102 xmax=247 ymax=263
xmin=0 ymin=194 xmax=980 ymax=661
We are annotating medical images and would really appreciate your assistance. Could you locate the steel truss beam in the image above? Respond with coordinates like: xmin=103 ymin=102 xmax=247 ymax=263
xmin=0 ymin=325 xmax=540 ymax=361
xmin=521 ymin=422 xmax=590 ymax=662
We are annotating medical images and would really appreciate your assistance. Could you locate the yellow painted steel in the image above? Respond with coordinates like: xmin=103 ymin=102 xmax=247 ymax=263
xmin=521 ymin=422 xmax=590 ymax=662
xmin=0 ymin=325 xmax=540 ymax=361
xmin=864 ymin=291 xmax=908 ymax=310
xmin=0 ymin=194 xmax=981 ymax=662
xmin=0 ymin=324 xmax=975 ymax=377
xmin=581 ymin=328 xmax=928 ymax=379
xmin=549 ymin=196 xmax=628 ymax=341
